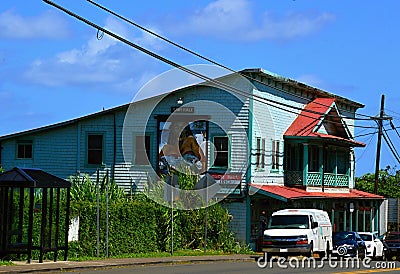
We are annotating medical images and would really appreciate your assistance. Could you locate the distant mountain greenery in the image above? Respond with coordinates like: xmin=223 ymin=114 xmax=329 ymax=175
xmin=355 ymin=166 xmax=400 ymax=198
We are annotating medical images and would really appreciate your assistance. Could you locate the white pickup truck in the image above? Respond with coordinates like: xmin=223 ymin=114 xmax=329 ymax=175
xmin=262 ymin=209 xmax=333 ymax=258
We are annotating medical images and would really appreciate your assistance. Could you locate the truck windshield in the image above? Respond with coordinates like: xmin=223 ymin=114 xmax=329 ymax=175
xmin=268 ymin=215 xmax=309 ymax=229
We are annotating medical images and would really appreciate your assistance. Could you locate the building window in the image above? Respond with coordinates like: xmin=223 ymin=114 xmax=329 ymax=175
xmin=256 ymin=138 xmax=266 ymax=169
xmin=17 ymin=141 xmax=32 ymax=159
xmin=284 ymin=143 xmax=303 ymax=171
xmin=213 ymin=136 xmax=229 ymax=168
xmin=135 ymin=135 xmax=151 ymax=165
xmin=272 ymin=140 xmax=280 ymax=170
xmin=87 ymin=134 xmax=103 ymax=165
xmin=262 ymin=138 xmax=266 ymax=168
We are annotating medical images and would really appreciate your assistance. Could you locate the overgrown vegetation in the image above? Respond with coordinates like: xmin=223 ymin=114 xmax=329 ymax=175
xmin=355 ymin=165 xmax=400 ymax=197
xmin=0 ymin=260 xmax=13 ymax=266
xmin=1 ymin=171 xmax=250 ymax=262
xmin=66 ymin=173 xmax=249 ymax=258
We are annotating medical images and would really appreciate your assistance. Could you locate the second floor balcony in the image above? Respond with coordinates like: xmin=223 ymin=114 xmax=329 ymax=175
xmin=285 ymin=170 xmax=350 ymax=188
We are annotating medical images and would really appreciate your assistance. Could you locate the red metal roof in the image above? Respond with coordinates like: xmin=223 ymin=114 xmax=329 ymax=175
xmin=285 ymin=98 xmax=335 ymax=136
xmin=284 ymin=98 xmax=365 ymax=147
xmin=250 ymin=184 xmax=384 ymax=200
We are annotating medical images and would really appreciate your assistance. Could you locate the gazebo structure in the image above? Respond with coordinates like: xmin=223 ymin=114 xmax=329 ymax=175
xmin=0 ymin=167 xmax=71 ymax=263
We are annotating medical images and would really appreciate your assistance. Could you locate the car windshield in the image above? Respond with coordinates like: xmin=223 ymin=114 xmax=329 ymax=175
xmin=334 ymin=232 xmax=355 ymax=241
xmin=268 ymin=215 xmax=309 ymax=229
xmin=386 ymin=233 xmax=400 ymax=240
xmin=359 ymin=234 xmax=372 ymax=241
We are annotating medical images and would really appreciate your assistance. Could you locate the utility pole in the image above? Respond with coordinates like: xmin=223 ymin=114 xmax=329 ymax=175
xmin=374 ymin=95 xmax=385 ymax=194
xmin=373 ymin=94 xmax=392 ymax=194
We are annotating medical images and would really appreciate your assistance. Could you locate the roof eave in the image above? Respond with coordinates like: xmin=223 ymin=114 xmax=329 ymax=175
xmin=240 ymin=68 xmax=365 ymax=109
xmin=0 ymin=104 xmax=130 ymax=141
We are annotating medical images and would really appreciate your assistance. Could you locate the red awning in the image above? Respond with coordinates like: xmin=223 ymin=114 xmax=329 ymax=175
xmin=250 ymin=184 xmax=384 ymax=201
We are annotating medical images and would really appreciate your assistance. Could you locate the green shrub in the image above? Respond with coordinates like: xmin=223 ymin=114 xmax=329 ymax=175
xmin=8 ymin=173 xmax=240 ymax=259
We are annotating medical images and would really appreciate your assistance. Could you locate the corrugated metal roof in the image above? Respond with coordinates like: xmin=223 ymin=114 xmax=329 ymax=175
xmin=250 ymin=184 xmax=384 ymax=201
xmin=0 ymin=104 xmax=129 ymax=141
xmin=284 ymin=98 xmax=365 ymax=147
xmin=241 ymin=68 xmax=364 ymax=109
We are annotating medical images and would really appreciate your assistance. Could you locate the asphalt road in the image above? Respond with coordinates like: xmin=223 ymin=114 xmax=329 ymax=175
xmin=70 ymin=260 xmax=400 ymax=274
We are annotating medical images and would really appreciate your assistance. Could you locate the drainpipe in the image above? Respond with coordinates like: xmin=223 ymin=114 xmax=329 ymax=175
xmin=77 ymin=122 xmax=81 ymax=173
xmin=246 ymin=96 xmax=254 ymax=246
xmin=112 ymin=112 xmax=116 ymax=181
xmin=0 ymin=141 xmax=2 ymax=169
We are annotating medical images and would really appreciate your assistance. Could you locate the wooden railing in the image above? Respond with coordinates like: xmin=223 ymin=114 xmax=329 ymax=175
xmin=285 ymin=171 xmax=349 ymax=187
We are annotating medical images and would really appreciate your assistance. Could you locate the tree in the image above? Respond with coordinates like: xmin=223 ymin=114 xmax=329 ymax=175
xmin=355 ymin=166 xmax=400 ymax=198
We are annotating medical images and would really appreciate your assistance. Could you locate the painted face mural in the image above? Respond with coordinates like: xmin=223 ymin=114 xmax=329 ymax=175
xmin=122 ymin=64 xmax=267 ymax=209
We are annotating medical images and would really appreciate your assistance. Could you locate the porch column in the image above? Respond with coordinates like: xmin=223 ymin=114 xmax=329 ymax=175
xmin=319 ymin=145 xmax=324 ymax=190
xmin=355 ymin=209 xmax=359 ymax=232
xmin=349 ymin=211 xmax=353 ymax=231
xmin=347 ymin=149 xmax=351 ymax=177
xmin=334 ymin=149 xmax=338 ymax=187
xmin=363 ymin=210 xmax=366 ymax=231
xmin=344 ymin=210 xmax=347 ymax=231
xmin=370 ymin=208 xmax=374 ymax=232
xmin=331 ymin=208 xmax=335 ymax=232
xmin=303 ymin=143 xmax=309 ymax=186
xmin=375 ymin=201 xmax=379 ymax=234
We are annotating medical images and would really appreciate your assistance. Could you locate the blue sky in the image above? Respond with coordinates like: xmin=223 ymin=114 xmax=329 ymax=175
xmin=1 ymin=0 xmax=399 ymax=176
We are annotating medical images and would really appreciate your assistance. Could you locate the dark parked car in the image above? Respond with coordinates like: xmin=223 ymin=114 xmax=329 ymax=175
xmin=333 ymin=232 xmax=366 ymax=259
xmin=383 ymin=231 xmax=400 ymax=260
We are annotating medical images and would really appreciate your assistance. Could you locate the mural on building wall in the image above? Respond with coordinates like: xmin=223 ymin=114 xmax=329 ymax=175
xmin=121 ymin=65 xmax=255 ymax=210
xmin=158 ymin=120 xmax=206 ymax=175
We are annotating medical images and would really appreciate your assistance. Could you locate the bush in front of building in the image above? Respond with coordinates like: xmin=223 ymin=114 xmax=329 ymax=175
xmin=65 ymin=173 xmax=241 ymax=258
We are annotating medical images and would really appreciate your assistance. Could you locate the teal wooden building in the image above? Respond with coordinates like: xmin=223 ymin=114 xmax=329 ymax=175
xmin=0 ymin=68 xmax=384 ymax=250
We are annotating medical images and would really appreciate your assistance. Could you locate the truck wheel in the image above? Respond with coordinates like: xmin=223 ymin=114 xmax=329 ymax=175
xmin=308 ymin=243 xmax=314 ymax=258
xmin=320 ymin=242 xmax=330 ymax=259
xmin=381 ymin=251 xmax=386 ymax=261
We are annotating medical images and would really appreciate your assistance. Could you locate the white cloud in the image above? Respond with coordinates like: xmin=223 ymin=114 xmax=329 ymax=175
xmin=252 ymin=11 xmax=335 ymax=41
xmin=23 ymin=17 xmax=163 ymax=93
xmin=295 ymin=74 xmax=356 ymax=96
xmin=0 ymin=9 xmax=70 ymax=39
xmin=177 ymin=0 xmax=252 ymax=37
xmin=170 ymin=0 xmax=335 ymax=42
xmin=295 ymin=74 xmax=325 ymax=88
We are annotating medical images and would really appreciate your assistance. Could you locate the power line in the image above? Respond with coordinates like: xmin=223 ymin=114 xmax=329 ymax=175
xmin=85 ymin=0 xmax=377 ymax=122
xmin=354 ymin=131 xmax=378 ymax=138
xmin=386 ymin=108 xmax=400 ymax=117
xmin=354 ymin=131 xmax=376 ymax=164
xmin=44 ymin=0 xmax=377 ymax=134
xmin=382 ymin=127 xmax=400 ymax=164
xmin=390 ymin=120 xmax=400 ymax=139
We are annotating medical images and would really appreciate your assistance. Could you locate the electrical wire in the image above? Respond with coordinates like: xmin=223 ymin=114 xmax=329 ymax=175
xmin=386 ymin=108 xmax=400 ymax=117
xmin=85 ymin=0 xmax=377 ymax=122
xmin=44 ymin=0 xmax=378 ymax=134
xmin=390 ymin=121 xmax=400 ymax=139
xmin=354 ymin=130 xmax=378 ymax=138
xmin=382 ymin=128 xmax=400 ymax=164
xmin=354 ymin=131 xmax=375 ymax=164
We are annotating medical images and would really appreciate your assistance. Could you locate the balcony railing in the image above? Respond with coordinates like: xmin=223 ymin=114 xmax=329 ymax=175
xmin=285 ymin=171 xmax=349 ymax=188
